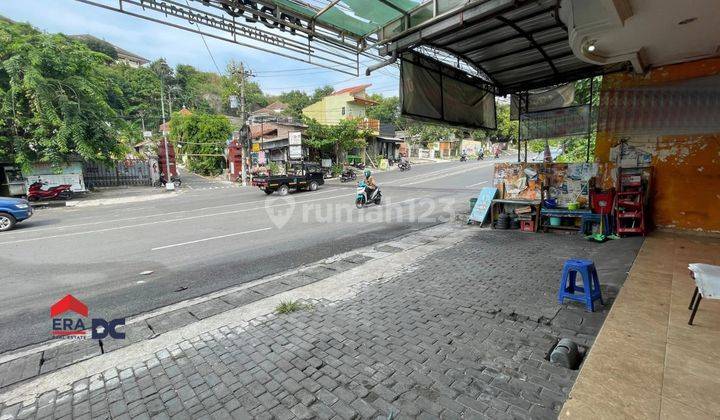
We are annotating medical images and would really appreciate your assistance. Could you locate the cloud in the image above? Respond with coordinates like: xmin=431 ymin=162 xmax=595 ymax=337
xmin=0 ymin=0 xmax=399 ymax=95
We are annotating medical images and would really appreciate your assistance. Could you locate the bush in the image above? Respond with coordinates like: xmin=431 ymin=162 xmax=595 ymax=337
xmin=331 ymin=163 xmax=343 ymax=176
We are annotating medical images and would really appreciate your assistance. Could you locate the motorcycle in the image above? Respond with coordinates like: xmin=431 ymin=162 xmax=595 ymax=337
xmin=398 ymin=161 xmax=411 ymax=171
xmin=27 ymin=181 xmax=73 ymax=201
xmin=352 ymin=162 xmax=366 ymax=170
xmin=477 ymin=151 xmax=484 ymax=160
xmin=340 ymin=170 xmax=357 ymax=183
xmin=460 ymin=154 xmax=468 ymax=162
xmin=355 ymin=181 xmax=381 ymax=208
xmin=159 ymin=174 xmax=182 ymax=188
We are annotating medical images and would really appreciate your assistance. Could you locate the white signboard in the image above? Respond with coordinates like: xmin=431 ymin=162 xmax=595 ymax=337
xmin=143 ymin=131 xmax=153 ymax=138
xmin=288 ymin=131 xmax=302 ymax=146
xmin=289 ymin=145 xmax=302 ymax=159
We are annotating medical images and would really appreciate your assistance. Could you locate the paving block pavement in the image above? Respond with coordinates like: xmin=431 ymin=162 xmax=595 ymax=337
xmin=0 ymin=225 xmax=642 ymax=419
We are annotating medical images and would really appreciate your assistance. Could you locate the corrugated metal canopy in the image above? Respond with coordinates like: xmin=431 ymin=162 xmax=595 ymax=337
xmin=275 ymin=0 xmax=424 ymax=37
xmin=382 ymin=0 xmax=626 ymax=93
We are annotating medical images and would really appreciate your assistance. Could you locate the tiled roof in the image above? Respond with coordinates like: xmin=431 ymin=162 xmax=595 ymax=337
xmin=332 ymin=84 xmax=372 ymax=96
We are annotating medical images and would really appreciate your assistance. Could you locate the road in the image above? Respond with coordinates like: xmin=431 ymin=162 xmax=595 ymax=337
xmin=0 ymin=156 xmax=510 ymax=353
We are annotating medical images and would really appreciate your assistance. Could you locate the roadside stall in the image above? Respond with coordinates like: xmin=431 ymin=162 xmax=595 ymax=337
xmin=488 ymin=161 xmax=651 ymax=239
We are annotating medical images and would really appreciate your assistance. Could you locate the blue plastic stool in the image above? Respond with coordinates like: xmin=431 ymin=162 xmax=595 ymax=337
xmin=558 ymin=259 xmax=603 ymax=312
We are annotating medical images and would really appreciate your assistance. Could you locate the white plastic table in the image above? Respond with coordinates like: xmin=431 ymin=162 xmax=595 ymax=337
xmin=688 ymin=263 xmax=720 ymax=325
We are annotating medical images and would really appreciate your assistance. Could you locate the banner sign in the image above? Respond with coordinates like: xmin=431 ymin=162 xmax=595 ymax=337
xmin=519 ymin=105 xmax=590 ymax=141
xmin=288 ymin=145 xmax=302 ymax=159
xmin=468 ymin=187 xmax=498 ymax=225
xmin=288 ymin=132 xmax=302 ymax=146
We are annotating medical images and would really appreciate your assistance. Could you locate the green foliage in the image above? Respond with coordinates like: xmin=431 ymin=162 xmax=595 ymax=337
xmin=367 ymin=95 xmax=399 ymax=125
xmin=0 ymin=19 xmax=127 ymax=168
xmin=405 ymin=123 xmax=453 ymax=147
xmin=169 ymin=112 xmax=232 ymax=175
xmin=495 ymin=104 xmax=518 ymax=142
xmin=176 ymin=64 xmax=225 ymax=113
xmin=223 ymin=61 xmax=267 ymax=114
xmin=331 ymin=163 xmax=343 ymax=176
xmin=275 ymin=300 xmax=312 ymax=314
xmin=311 ymin=85 xmax=334 ymax=104
xmin=276 ymin=90 xmax=312 ymax=119
xmin=304 ymin=117 xmax=369 ymax=162
xmin=471 ymin=130 xmax=487 ymax=141
xmin=76 ymin=37 xmax=118 ymax=61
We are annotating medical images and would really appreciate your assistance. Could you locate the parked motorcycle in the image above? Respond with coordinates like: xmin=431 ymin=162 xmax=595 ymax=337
xmin=398 ymin=161 xmax=411 ymax=171
xmin=352 ymin=162 xmax=366 ymax=170
xmin=159 ymin=174 xmax=182 ymax=188
xmin=340 ymin=170 xmax=357 ymax=183
xmin=355 ymin=181 xmax=382 ymax=208
xmin=26 ymin=181 xmax=73 ymax=201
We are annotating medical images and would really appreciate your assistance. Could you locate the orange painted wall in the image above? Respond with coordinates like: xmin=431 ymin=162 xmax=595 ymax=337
xmin=595 ymin=58 xmax=720 ymax=232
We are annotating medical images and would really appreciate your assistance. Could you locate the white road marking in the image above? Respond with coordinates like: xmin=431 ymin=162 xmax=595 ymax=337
xmin=151 ymin=227 xmax=272 ymax=251
xmin=466 ymin=181 xmax=489 ymax=187
xmin=5 ymin=188 xmax=342 ymax=237
xmin=383 ymin=161 xmax=496 ymax=186
xmin=402 ymin=164 xmax=494 ymax=186
xmin=0 ymin=192 xmax=349 ymax=246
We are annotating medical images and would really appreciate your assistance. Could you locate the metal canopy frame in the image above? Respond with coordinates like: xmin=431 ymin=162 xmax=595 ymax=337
xmin=72 ymin=0 xmax=397 ymax=75
xmin=514 ymin=76 xmax=596 ymax=164
xmin=380 ymin=0 xmax=627 ymax=95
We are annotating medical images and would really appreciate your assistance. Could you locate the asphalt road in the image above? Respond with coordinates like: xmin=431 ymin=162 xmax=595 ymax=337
xmin=0 ymin=155 xmax=512 ymax=353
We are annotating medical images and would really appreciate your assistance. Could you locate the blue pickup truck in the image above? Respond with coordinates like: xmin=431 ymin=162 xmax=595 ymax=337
xmin=0 ymin=196 xmax=33 ymax=232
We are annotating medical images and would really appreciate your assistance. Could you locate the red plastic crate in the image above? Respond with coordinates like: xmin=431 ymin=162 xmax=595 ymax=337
xmin=520 ymin=220 xmax=535 ymax=232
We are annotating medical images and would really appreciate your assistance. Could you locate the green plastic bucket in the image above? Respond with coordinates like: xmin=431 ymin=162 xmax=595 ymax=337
xmin=550 ymin=216 xmax=562 ymax=226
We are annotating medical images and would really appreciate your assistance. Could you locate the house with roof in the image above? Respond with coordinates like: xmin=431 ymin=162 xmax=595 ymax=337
xmin=302 ymin=84 xmax=406 ymax=164
xmin=302 ymin=84 xmax=379 ymax=132
xmin=249 ymin=102 xmax=290 ymax=124
xmin=249 ymin=120 xmax=308 ymax=164
xmin=70 ymin=34 xmax=150 ymax=68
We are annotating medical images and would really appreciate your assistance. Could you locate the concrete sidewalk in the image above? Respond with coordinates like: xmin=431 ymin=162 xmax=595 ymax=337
xmin=0 ymin=224 xmax=641 ymax=419
xmin=561 ymin=231 xmax=720 ymax=419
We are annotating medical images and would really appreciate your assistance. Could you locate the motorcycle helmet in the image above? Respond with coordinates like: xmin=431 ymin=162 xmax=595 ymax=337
xmin=364 ymin=169 xmax=371 ymax=177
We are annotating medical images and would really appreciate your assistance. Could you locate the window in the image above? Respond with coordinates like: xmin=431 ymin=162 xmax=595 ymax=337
xmin=341 ymin=107 xmax=346 ymax=116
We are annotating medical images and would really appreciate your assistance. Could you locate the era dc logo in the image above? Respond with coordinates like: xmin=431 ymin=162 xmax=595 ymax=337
xmin=51 ymin=295 xmax=125 ymax=340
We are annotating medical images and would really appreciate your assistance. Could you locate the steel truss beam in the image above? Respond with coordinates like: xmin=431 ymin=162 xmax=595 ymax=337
xmin=72 ymin=0 xmax=384 ymax=75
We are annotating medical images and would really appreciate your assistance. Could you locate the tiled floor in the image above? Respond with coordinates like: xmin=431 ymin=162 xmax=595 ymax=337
xmin=561 ymin=231 xmax=720 ymax=419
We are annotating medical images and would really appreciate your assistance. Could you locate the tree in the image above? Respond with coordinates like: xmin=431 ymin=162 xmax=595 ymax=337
xmin=495 ymin=103 xmax=518 ymax=142
xmin=76 ymin=37 xmax=118 ymax=61
xmin=311 ymin=85 xmax=334 ymax=104
xmin=0 ymin=20 xmax=127 ymax=168
xmin=222 ymin=61 xmax=267 ymax=116
xmin=169 ymin=112 xmax=232 ymax=175
xmin=405 ymin=123 xmax=453 ymax=148
xmin=276 ymin=90 xmax=311 ymax=119
xmin=367 ymin=95 xmax=399 ymax=125
xmin=303 ymin=117 xmax=369 ymax=161
xmin=471 ymin=130 xmax=487 ymax=142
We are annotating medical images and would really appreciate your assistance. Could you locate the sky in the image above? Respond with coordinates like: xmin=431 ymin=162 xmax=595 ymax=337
xmin=0 ymin=0 xmax=400 ymax=97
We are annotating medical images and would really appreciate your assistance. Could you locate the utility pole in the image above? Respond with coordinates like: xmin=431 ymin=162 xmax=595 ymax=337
xmin=160 ymin=76 xmax=174 ymax=191
xmin=231 ymin=62 xmax=253 ymax=186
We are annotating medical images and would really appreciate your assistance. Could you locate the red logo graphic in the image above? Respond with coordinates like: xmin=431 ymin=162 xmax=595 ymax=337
xmin=50 ymin=295 xmax=126 ymax=340
xmin=50 ymin=294 xmax=88 ymax=318
xmin=51 ymin=294 xmax=89 ymax=337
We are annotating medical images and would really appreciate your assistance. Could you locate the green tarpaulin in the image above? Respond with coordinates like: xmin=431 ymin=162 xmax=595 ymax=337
xmin=272 ymin=0 xmax=422 ymax=37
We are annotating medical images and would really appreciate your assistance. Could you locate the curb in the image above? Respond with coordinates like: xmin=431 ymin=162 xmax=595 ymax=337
xmin=0 ymin=222 xmax=471 ymax=399
xmin=30 ymin=201 xmax=68 ymax=208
